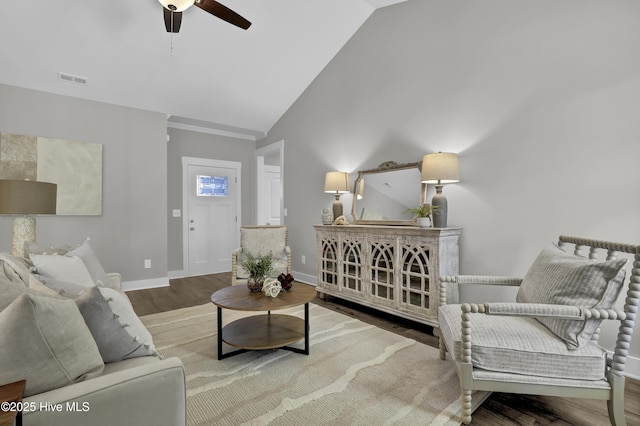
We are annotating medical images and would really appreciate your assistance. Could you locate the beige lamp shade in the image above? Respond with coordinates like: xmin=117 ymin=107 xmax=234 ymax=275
xmin=0 ymin=180 xmax=57 ymax=214
xmin=421 ymin=152 xmax=460 ymax=184
xmin=324 ymin=172 xmax=350 ymax=194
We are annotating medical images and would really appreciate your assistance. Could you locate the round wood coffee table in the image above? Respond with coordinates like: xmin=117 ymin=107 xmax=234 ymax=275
xmin=211 ymin=283 xmax=317 ymax=360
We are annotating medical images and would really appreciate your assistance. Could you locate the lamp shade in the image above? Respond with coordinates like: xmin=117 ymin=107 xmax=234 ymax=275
xmin=421 ymin=152 xmax=460 ymax=184
xmin=0 ymin=180 xmax=57 ymax=215
xmin=158 ymin=0 xmax=194 ymax=12
xmin=324 ymin=172 xmax=350 ymax=194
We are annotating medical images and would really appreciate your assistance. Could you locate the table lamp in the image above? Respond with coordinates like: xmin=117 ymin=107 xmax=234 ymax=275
xmin=0 ymin=179 xmax=57 ymax=256
xmin=421 ymin=152 xmax=459 ymax=228
xmin=324 ymin=171 xmax=350 ymax=221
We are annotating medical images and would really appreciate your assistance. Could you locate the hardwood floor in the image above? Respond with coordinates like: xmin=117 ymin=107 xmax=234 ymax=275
xmin=127 ymin=273 xmax=640 ymax=426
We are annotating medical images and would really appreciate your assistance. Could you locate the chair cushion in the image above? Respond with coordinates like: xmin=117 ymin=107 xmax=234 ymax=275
xmin=438 ymin=304 xmax=607 ymax=381
xmin=240 ymin=226 xmax=287 ymax=258
xmin=516 ymin=244 xmax=627 ymax=349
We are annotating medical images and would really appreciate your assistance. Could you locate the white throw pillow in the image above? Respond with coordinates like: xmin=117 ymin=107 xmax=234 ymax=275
xmin=30 ymin=254 xmax=95 ymax=287
xmin=67 ymin=239 xmax=110 ymax=286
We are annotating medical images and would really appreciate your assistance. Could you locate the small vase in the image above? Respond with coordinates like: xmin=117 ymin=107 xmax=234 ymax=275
xmin=247 ymin=277 xmax=264 ymax=293
xmin=417 ymin=217 xmax=431 ymax=228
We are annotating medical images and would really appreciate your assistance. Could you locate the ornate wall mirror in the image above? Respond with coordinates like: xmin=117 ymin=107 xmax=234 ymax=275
xmin=351 ymin=161 xmax=425 ymax=225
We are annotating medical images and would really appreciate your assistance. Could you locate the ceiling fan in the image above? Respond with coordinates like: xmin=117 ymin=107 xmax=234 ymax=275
xmin=158 ymin=0 xmax=251 ymax=33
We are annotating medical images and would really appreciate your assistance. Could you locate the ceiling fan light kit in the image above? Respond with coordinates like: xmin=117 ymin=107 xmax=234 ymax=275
xmin=159 ymin=0 xmax=251 ymax=33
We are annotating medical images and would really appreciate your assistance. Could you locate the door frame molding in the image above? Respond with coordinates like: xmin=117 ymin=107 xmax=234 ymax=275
xmin=181 ymin=156 xmax=242 ymax=277
xmin=255 ymin=140 xmax=284 ymax=225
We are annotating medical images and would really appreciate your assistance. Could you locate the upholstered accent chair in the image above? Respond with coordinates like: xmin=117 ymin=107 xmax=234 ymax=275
xmin=231 ymin=225 xmax=292 ymax=286
xmin=438 ymin=235 xmax=639 ymax=425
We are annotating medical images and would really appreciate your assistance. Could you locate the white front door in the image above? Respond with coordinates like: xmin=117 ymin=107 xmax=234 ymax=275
xmin=183 ymin=158 xmax=240 ymax=276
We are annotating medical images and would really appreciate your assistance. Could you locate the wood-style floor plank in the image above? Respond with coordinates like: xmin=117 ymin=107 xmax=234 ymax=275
xmin=127 ymin=273 xmax=640 ymax=425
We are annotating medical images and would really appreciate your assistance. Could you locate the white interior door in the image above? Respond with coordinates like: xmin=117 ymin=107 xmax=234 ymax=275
xmin=255 ymin=141 xmax=284 ymax=226
xmin=183 ymin=158 xmax=240 ymax=276
xmin=264 ymin=165 xmax=281 ymax=225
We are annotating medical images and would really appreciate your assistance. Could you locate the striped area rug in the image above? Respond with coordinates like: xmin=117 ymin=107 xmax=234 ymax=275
xmin=141 ymin=302 xmax=471 ymax=425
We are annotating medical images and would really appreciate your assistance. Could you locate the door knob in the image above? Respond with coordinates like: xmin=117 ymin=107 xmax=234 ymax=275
xmin=190 ymin=227 xmax=195 ymax=231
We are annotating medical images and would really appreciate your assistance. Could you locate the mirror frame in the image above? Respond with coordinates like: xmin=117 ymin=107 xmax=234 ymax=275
xmin=351 ymin=160 xmax=425 ymax=226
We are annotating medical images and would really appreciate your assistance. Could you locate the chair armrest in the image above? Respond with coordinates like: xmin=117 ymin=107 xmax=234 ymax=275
xmin=441 ymin=275 xmax=523 ymax=286
xmin=231 ymin=248 xmax=242 ymax=285
xmin=439 ymin=275 xmax=523 ymax=306
xmin=462 ymin=302 xmax=627 ymax=321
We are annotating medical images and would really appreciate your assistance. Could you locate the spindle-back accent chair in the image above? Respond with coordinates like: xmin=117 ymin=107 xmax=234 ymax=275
xmin=438 ymin=235 xmax=639 ymax=425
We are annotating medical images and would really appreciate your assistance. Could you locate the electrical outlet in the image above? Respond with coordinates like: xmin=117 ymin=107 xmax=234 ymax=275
xmin=172 ymin=209 xmax=181 ymax=217
xmin=301 ymin=255 xmax=306 ymax=265
xmin=144 ymin=259 xmax=151 ymax=269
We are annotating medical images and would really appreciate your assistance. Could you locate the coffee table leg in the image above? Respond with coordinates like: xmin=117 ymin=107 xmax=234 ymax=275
xmin=217 ymin=306 xmax=223 ymax=360
xmin=303 ymin=302 xmax=310 ymax=355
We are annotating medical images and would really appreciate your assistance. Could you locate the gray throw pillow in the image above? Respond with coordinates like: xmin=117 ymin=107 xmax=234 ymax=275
xmin=517 ymin=244 xmax=627 ymax=349
xmin=0 ymin=293 xmax=104 ymax=397
xmin=75 ymin=286 xmax=157 ymax=363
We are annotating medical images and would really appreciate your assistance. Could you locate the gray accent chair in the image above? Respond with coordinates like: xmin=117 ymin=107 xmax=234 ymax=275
xmin=231 ymin=225 xmax=292 ymax=286
xmin=438 ymin=235 xmax=639 ymax=425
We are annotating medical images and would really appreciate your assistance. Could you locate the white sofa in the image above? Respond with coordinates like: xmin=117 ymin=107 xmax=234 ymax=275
xmin=0 ymin=247 xmax=186 ymax=426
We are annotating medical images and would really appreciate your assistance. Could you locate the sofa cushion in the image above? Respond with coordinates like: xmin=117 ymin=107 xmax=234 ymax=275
xmin=0 ymin=292 xmax=104 ymax=397
xmin=75 ymin=286 xmax=157 ymax=363
xmin=30 ymin=254 xmax=95 ymax=287
xmin=438 ymin=304 xmax=607 ymax=381
xmin=516 ymin=244 xmax=627 ymax=349
xmin=67 ymin=239 xmax=110 ymax=286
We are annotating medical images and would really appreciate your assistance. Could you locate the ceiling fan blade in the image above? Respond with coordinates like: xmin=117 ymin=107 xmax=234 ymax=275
xmin=163 ymin=8 xmax=183 ymax=33
xmin=194 ymin=0 xmax=251 ymax=30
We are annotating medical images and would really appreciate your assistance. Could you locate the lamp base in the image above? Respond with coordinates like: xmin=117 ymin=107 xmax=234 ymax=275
xmin=431 ymin=185 xmax=448 ymax=228
xmin=12 ymin=216 xmax=36 ymax=257
xmin=332 ymin=199 xmax=344 ymax=222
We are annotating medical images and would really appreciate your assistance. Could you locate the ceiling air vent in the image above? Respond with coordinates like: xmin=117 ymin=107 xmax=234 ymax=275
xmin=58 ymin=72 xmax=88 ymax=85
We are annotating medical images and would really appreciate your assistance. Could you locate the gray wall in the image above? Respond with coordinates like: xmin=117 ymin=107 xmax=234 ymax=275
xmin=259 ymin=1 xmax=640 ymax=361
xmin=166 ymin=127 xmax=256 ymax=273
xmin=0 ymin=83 xmax=168 ymax=282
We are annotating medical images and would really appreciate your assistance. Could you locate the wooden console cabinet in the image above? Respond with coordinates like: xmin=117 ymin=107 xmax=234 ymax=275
xmin=314 ymin=225 xmax=460 ymax=327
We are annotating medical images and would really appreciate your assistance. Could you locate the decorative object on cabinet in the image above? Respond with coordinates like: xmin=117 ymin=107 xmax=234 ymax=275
xmin=351 ymin=161 xmax=425 ymax=225
xmin=421 ymin=152 xmax=459 ymax=228
xmin=324 ymin=171 xmax=350 ymax=220
xmin=403 ymin=204 xmax=439 ymax=228
xmin=314 ymin=224 xmax=460 ymax=327
xmin=0 ymin=179 xmax=57 ymax=257
xmin=321 ymin=207 xmax=333 ymax=225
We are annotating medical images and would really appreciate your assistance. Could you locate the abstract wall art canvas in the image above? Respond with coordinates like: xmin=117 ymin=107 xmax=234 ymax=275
xmin=0 ymin=133 xmax=103 ymax=215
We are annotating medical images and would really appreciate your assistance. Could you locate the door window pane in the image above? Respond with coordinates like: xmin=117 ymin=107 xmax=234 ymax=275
xmin=197 ymin=175 xmax=228 ymax=197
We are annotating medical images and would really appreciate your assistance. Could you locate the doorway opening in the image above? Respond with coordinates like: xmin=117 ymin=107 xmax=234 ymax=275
xmin=255 ymin=140 xmax=284 ymax=225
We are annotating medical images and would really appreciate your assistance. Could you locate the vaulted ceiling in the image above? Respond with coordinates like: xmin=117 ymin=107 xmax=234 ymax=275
xmin=0 ymin=0 xmax=407 ymax=139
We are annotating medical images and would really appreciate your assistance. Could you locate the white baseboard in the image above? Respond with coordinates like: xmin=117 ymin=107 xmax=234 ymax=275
xmin=168 ymin=269 xmax=186 ymax=279
xmin=122 ymin=277 xmax=170 ymax=292
xmin=293 ymin=271 xmax=316 ymax=286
